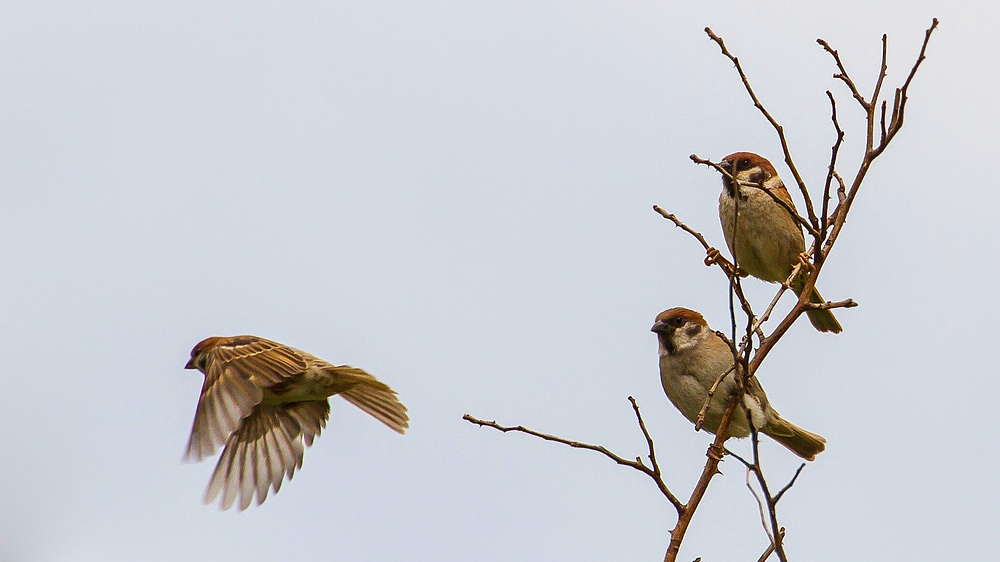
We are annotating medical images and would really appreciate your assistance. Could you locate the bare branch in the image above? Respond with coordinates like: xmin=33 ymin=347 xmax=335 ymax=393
xmin=745 ymin=253 xmax=806 ymax=345
xmin=748 ymin=427 xmax=787 ymax=561
xmin=816 ymin=38 xmax=869 ymax=109
xmin=629 ymin=397 xmax=685 ymax=512
xmin=773 ymin=464 xmax=807 ymax=504
xmin=869 ymin=34 xmax=889 ymax=152
xmin=879 ymin=100 xmax=888 ymax=147
xmin=689 ymin=152 xmax=736 ymax=179
xmin=651 ymin=205 xmax=713 ymax=253
xmin=651 ymin=205 xmax=757 ymax=323
xmin=757 ymin=182 xmax=820 ymax=239
xmin=746 ymin=468 xmax=773 ymax=543
xmin=695 ymin=365 xmax=736 ymax=431
xmin=803 ymin=298 xmax=858 ymax=311
xmin=704 ymin=28 xmax=819 ymax=232
xmin=821 ymin=91 xmax=844 ymax=243
xmin=876 ymin=18 xmax=939 ymax=155
xmin=462 ymin=405 xmax=684 ymax=513
xmin=756 ymin=529 xmax=785 ymax=562
xmin=665 ymin=396 xmax=741 ymax=562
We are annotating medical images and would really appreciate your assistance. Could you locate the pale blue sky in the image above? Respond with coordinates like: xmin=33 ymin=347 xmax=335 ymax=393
xmin=1 ymin=2 xmax=993 ymax=561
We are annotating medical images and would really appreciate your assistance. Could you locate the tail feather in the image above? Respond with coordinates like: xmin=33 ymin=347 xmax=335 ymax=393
xmin=763 ymin=416 xmax=826 ymax=461
xmin=340 ymin=386 xmax=409 ymax=434
xmin=326 ymin=365 xmax=409 ymax=434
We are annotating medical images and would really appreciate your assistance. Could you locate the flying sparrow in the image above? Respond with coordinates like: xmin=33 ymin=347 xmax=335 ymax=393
xmin=718 ymin=151 xmax=843 ymax=333
xmin=183 ymin=335 xmax=408 ymax=510
xmin=652 ymin=307 xmax=825 ymax=460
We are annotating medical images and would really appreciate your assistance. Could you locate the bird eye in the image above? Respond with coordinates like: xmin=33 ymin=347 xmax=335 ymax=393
xmin=670 ymin=317 xmax=685 ymax=327
xmin=738 ymin=159 xmax=751 ymax=170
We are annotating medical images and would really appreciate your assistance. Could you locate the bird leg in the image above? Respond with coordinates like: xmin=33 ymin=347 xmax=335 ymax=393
xmin=796 ymin=252 xmax=814 ymax=275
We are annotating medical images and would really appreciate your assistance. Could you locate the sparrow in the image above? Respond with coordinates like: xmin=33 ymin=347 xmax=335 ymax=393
xmin=718 ymin=151 xmax=843 ymax=333
xmin=652 ymin=307 xmax=825 ymax=460
xmin=182 ymin=335 xmax=408 ymax=510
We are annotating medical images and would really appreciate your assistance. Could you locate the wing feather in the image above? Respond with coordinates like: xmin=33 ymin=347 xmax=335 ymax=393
xmin=202 ymin=401 xmax=331 ymax=510
xmin=185 ymin=336 xmax=308 ymax=460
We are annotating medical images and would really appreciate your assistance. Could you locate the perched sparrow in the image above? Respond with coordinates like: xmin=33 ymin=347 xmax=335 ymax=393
xmin=652 ymin=308 xmax=825 ymax=460
xmin=718 ymin=151 xmax=842 ymax=333
xmin=183 ymin=335 xmax=408 ymax=510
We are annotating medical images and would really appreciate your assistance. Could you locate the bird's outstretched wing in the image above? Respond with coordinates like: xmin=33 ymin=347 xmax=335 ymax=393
xmin=185 ymin=336 xmax=308 ymax=461
xmin=204 ymin=400 xmax=331 ymax=510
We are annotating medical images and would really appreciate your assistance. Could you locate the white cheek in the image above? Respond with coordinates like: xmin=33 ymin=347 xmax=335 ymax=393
xmin=671 ymin=329 xmax=704 ymax=354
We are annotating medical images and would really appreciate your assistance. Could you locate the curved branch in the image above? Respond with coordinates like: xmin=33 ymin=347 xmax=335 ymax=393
xmin=463 ymin=400 xmax=684 ymax=513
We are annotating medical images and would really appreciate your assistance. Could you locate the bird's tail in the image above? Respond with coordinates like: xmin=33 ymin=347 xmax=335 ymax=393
xmin=329 ymin=366 xmax=409 ymax=434
xmin=762 ymin=416 xmax=826 ymax=461
xmin=791 ymin=277 xmax=843 ymax=333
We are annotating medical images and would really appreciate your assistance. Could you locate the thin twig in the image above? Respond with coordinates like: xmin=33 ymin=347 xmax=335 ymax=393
xmin=773 ymin=464 xmax=807 ymax=504
xmin=651 ymin=205 xmax=713 ymax=252
xmin=462 ymin=404 xmax=684 ymax=513
xmin=868 ymin=34 xmax=889 ymax=153
xmin=746 ymin=467 xmax=773 ymax=543
xmin=651 ymin=206 xmax=754 ymax=316
xmin=757 ymin=182 xmax=821 ymax=239
xmin=695 ymin=365 xmax=736 ymax=431
xmin=745 ymin=251 xmax=807 ymax=345
xmin=748 ymin=426 xmax=787 ymax=562
xmin=821 ymin=91 xmax=844 ymax=245
xmin=803 ymin=298 xmax=857 ymax=311
xmin=879 ymin=100 xmax=888 ymax=147
xmin=816 ymin=39 xmax=869 ymax=109
xmin=875 ymin=18 xmax=938 ymax=155
xmin=756 ymin=529 xmax=785 ymax=562
xmin=628 ymin=396 xmax=684 ymax=512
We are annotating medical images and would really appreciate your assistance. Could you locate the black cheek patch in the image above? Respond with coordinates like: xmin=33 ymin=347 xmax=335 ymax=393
xmin=722 ymin=176 xmax=735 ymax=198
xmin=685 ymin=324 xmax=702 ymax=338
xmin=749 ymin=169 xmax=767 ymax=183
xmin=661 ymin=332 xmax=676 ymax=355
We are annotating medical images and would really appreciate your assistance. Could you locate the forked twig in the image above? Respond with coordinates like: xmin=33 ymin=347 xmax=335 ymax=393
xmin=463 ymin=398 xmax=684 ymax=513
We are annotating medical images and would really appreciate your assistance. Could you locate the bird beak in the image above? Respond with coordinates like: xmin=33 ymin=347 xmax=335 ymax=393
xmin=184 ymin=358 xmax=196 ymax=370
xmin=651 ymin=320 xmax=668 ymax=334
xmin=719 ymin=160 xmax=732 ymax=173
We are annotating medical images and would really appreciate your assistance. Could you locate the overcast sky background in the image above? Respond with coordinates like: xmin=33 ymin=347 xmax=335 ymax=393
xmin=1 ymin=1 xmax=994 ymax=561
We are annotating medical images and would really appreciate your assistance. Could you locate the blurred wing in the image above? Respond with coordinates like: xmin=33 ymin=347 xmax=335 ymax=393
xmin=185 ymin=336 xmax=309 ymax=461
xmin=203 ymin=400 xmax=331 ymax=510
